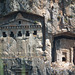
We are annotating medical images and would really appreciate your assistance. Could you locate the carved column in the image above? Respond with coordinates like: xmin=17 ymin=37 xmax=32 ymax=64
xmin=71 ymin=48 xmax=73 ymax=64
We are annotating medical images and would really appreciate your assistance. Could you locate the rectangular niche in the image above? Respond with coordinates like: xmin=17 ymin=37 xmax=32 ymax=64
xmin=62 ymin=52 xmax=67 ymax=62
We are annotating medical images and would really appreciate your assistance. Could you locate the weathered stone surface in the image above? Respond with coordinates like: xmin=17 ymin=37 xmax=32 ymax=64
xmin=0 ymin=0 xmax=75 ymax=75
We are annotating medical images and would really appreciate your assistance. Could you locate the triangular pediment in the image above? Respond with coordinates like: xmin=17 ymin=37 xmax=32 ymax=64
xmin=15 ymin=13 xmax=33 ymax=23
xmin=15 ymin=13 xmax=34 ymax=23
xmin=13 ymin=13 xmax=35 ymax=24
xmin=0 ymin=11 xmax=43 ymax=26
xmin=1 ymin=13 xmax=35 ymax=26
xmin=16 ymin=13 xmax=24 ymax=20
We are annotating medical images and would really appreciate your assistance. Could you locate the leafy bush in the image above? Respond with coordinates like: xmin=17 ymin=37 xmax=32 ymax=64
xmin=64 ymin=18 xmax=68 ymax=23
xmin=34 ymin=21 xmax=38 ymax=24
xmin=48 ymin=18 xmax=52 ymax=22
xmin=68 ymin=15 xmax=73 ymax=18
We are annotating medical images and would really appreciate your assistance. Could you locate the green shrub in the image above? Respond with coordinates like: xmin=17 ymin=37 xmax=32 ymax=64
xmin=64 ymin=18 xmax=68 ymax=23
xmin=68 ymin=15 xmax=73 ymax=18
xmin=48 ymin=18 xmax=51 ymax=22
xmin=34 ymin=21 xmax=38 ymax=24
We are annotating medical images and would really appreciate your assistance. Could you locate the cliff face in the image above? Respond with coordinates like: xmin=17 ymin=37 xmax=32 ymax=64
xmin=0 ymin=0 xmax=48 ymax=15
xmin=0 ymin=0 xmax=75 ymax=32
xmin=0 ymin=0 xmax=75 ymax=75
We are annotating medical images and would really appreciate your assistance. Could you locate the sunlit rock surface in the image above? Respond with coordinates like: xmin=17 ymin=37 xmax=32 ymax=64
xmin=0 ymin=0 xmax=75 ymax=75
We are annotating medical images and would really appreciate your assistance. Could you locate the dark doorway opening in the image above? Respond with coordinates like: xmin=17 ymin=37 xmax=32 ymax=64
xmin=2 ymin=32 xmax=7 ymax=37
xmin=26 ymin=31 xmax=30 ymax=36
xmin=33 ymin=31 xmax=37 ymax=35
xmin=73 ymin=47 xmax=75 ymax=65
xmin=62 ymin=57 xmax=66 ymax=62
xmin=19 ymin=21 xmax=21 ymax=24
xmin=18 ymin=31 xmax=22 ymax=37
xmin=10 ymin=31 xmax=14 ymax=37
xmin=62 ymin=52 xmax=67 ymax=62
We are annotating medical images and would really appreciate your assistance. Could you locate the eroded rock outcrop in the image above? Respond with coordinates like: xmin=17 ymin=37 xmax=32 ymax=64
xmin=0 ymin=0 xmax=75 ymax=75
